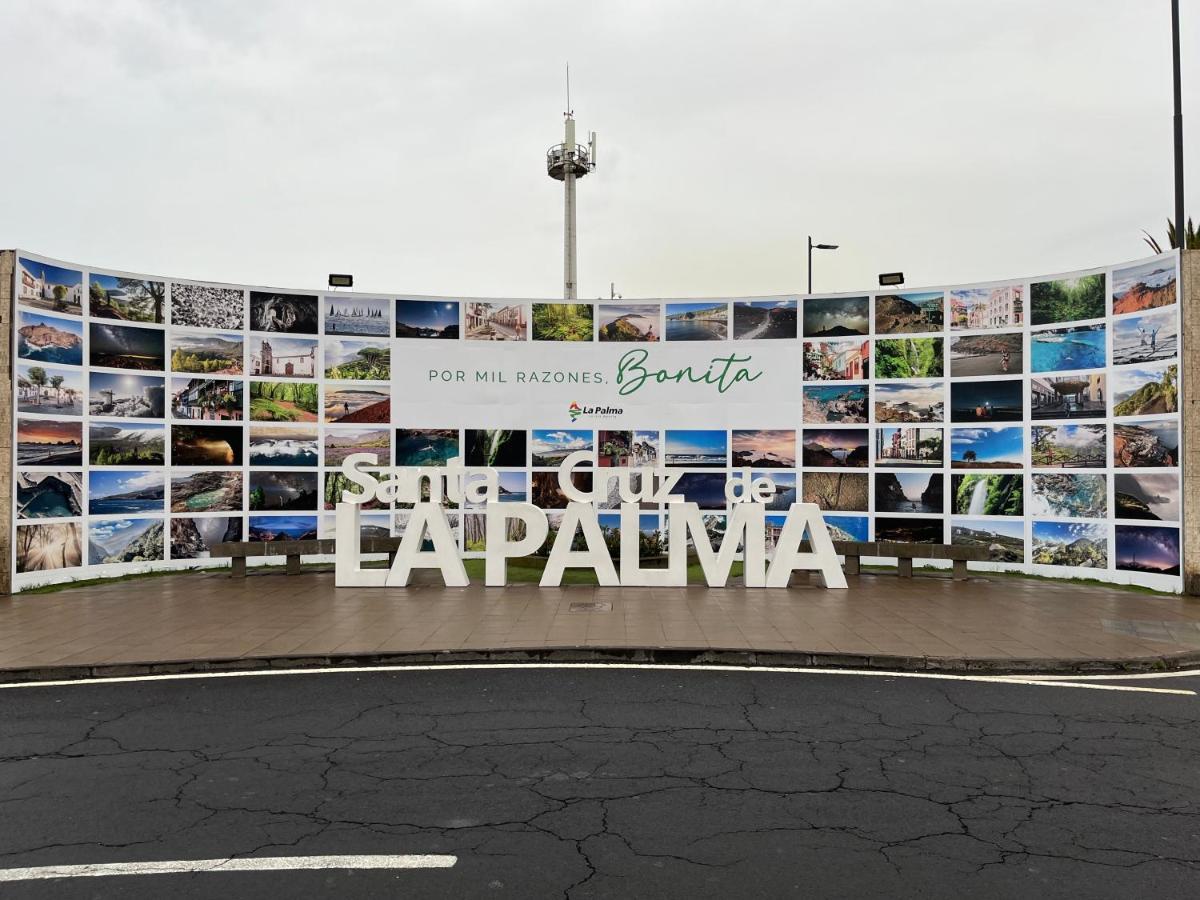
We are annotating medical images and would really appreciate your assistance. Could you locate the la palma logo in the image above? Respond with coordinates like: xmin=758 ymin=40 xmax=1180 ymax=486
xmin=568 ymin=401 xmax=623 ymax=421
xmin=568 ymin=401 xmax=583 ymax=422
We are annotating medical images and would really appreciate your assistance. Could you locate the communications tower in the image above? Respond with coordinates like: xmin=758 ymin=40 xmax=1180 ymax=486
xmin=546 ymin=79 xmax=596 ymax=300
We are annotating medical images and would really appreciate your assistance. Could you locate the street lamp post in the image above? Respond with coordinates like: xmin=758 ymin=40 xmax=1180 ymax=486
xmin=1172 ymin=0 xmax=1184 ymax=246
xmin=807 ymin=236 xmax=840 ymax=293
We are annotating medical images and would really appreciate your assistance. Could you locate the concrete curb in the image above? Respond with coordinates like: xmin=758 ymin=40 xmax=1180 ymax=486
xmin=4 ymin=645 xmax=1200 ymax=684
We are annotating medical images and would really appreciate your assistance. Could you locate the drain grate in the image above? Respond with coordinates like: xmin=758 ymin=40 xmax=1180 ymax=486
xmin=569 ymin=601 xmax=613 ymax=613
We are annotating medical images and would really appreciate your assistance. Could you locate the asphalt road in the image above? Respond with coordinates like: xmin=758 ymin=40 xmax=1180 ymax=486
xmin=2 ymin=667 xmax=1199 ymax=898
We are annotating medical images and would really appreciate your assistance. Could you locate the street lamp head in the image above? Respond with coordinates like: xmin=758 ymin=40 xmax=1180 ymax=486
xmin=815 ymin=243 xmax=839 ymax=251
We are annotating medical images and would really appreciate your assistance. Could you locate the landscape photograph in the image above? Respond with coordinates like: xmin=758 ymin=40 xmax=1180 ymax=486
xmin=1113 ymin=421 xmax=1178 ymax=467
xmin=802 ymin=296 xmax=869 ymax=337
xmin=801 ymin=428 xmax=869 ymax=467
xmin=88 ymin=518 xmax=164 ymax=566
xmin=1031 ymin=423 xmax=1107 ymax=468
xmin=326 ymin=472 xmax=387 ymax=509
xmin=89 ymin=372 xmax=165 ymax=419
xmin=1110 ymin=362 xmax=1177 ymax=416
xmin=249 ymin=471 xmax=319 ymax=511
xmin=875 ymin=472 xmax=943 ymax=513
xmin=17 ymin=363 xmax=83 ymax=415
xmin=466 ymin=302 xmax=529 ymax=341
xmin=874 ymin=291 xmax=943 ymax=335
xmin=324 ymin=427 xmax=391 ymax=466
xmin=90 ymin=323 xmax=165 ymax=371
xmin=17 ymin=257 xmax=83 ymax=315
xmin=753 ymin=471 xmax=797 ymax=510
xmin=17 ymin=311 xmax=84 ymax=366
xmin=802 ymin=339 xmax=868 ymax=380
xmin=88 ymin=274 xmax=165 ymax=323
xmin=321 ymin=513 xmax=392 ymax=542
xmin=325 ymin=386 xmax=391 ymax=423
xmin=248 ymin=515 xmax=319 ymax=542
xmin=532 ymin=429 xmax=594 ymax=466
xmin=949 ymin=285 xmax=1023 ymax=330
xmin=733 ymin=300 xmax=797 ymax=339
xmin=950 ymin=519 xmax=1024 ymax=563
xmin=951 ymin=474 xmax=1023 ymax=516
xmin=250 ymin=291 xmax=319 ymax=334
xmin=16 ymin=522 xmax=82 ymax=573
xmin=532 ymin=303 xmax=593 ymax=341
xmin=874 ymin=517 xmax=943 ymax=544
xmin=249 ymin=424 xmax=320 ymax=467
xmin=949 ymin=333 xmax=1022 ymax=377
xmin=170 ymin=331 xmax=244 ymax=375
xmin=170 ymin=377 xmax=243 ymax=421
xmin=326 ymin=296 xmax=390 ymax=337
xmin=171 ymin=424 xmax=243 ymax=466
xmin=1030 ymin=273 xmax=1106 ymax=326
xmin=1115 ymin=525 xmax=1179 ymax=575
xmin=874 ymin=427 xmax=943 ymax=468
xmin=1029 ymin=473 xmax=1107 ymax=519
xmin=532 ymin=471 xmax=592 ymax=509
xmin=401 ymin=428 xmax=462 ymax=466
xmin=950 ymin=426 xmax=1023 ymax=469
xmin=1114 ymin=473 xmax=1180 ymax=521
xmin=1030 ymin=324 xmax=1105 ymax=373
xmin=825 ymin=515 xmax=869 ymax=542
xmin=89 ymin=423 xmax=164 ymax=466
xmin=170 ymin=516 xmax=242 ymax=559
xmin=89 ymin=470 xmax=164 ymax=515
xmin=17 ymin=418 xmax=83 ymax=466
xmin=664 ymin=430 xmax=728 ymax=467
xmin=170 ymin=282 xmax=244 ymax=330
xmin=465 ymin=471 xmax=528 ymax=506
xmin=950 ymin=380 xmax=1023 ymax=422
xmin=1111 ymin=309 xmax=1177 ymax=365
xmin=874 ymin=382 xmax=943 ymax=423
xmin=1112 ymin=258 xmax=1176 ymax=314
xmin=249 ymin=381 xmax=319 ymax=422
xmin=1032 ymin=518 xmax=1104 ymax=566
xmin=598 ymin=304 xmax=659 ymax=341
xmin=674 ymin=473 xmax=727 ymax=509
xmin=801 ymin=472 xmax=868 ymax=512
xmin=17 ymin=471 xmax=83 ymax=519
xmin=803 ymin=384 xmax=868 ymax=423
xmin=170 ymin=470 xmax=243 ymax=513
xmin=664 ymin=302 xmax=728 ymax=341
xmin=1030 ymin=373 xmax=1107 ymax=419
xmin=874 ymin=337 xmax=943 ymax=379
xmin=732 ymin=430 xmax=795 ymax=467
xmin=463 ymin=428 xmax=524 ymax=466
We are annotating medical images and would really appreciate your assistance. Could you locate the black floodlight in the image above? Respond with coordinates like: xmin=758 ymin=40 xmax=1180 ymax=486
xmin=878 ymin=272 xmax=905 ymax=287
xmin=328 ymin=273 xmax=354 ymax=288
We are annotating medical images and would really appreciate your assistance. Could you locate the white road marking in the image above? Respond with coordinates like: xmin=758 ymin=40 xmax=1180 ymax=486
xmin=0 ymin=662 xmax=1194 ymax=695
xmin=0 ymin=854 xmax=457 ymax=882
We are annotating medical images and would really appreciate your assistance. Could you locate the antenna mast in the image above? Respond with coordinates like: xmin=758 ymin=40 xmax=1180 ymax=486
xmin=546 ymin=64 xmax=596 ymax=300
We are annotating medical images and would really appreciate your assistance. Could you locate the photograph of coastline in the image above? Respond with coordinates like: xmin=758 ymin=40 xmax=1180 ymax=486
xmin=1111 ymin=309 xmax=1177 ymax=365
xmin=874 ymin=382 xmax=943 ymax=423
xmin=1031 ymin=423 xmax=1107 ymax=468
xmin=324 ymin=428 xmax=391 ymax=466
xmin=172 ymin=424 xmax=242 ymax=466
xmin=400 ymin=428 xmax=461 ymax=466
xmin=532 ymin=429 xmax=594 ymax=466
xmin=248 ymin=515 xmax=319 ymax=542
xmin=803 ymin=339 xmax=869 ymax=380
xmin=88 ymin=518 xmax=164 ymax=566
xmin=665 ymin=430 xmax=728 ymax=467
xmin=249 ymin=381 xmax=319 ymax=422
xmin=327 ymin=296 xmax=390 ymax=337
xmin=17 ymin=418 xmax=83 ymax=466
xmin=89 ymin=274 xmax=165 ymax=323
xmin=248 ymin=424 xmax=319 ymax=467
xmin=17 ymin=311 xmax=84 ymax=366
xmin=89 ymin=470 xmax=164 ymax=516
xmin=170 ymin=470 xmax=243 ymax=513
xmin=598 ymin=304 xmax=658 ymax=341
xmin=16 ymin=522 xmax=82 ymax=573
xmin=250 ymin=291 xmax=319 ymax=334
xmin=665 ymin=302 xmax=727 ymax=341
xmin=951 ymin=519 xmax=1024 ymax=563
xmin=949 ymin=285 xmax=1023 ymax=330
xmin=951 ymin=474 xmax=1022 ymax=516
xmin=1030 ymin=324 xmax=1105 ymax=373
xmin=803 ymin=384 xmax=868 ymax=423
xmin=89 ymin=423 xmax=164 ymax=466
xmin=874 ymin=517 xmax=944 ymax=544
xmin=90 ymin=323 xmax=165 ymax=371
xmin=532 ymin=303 xmax=592 ymax=341
xmin=753 ymin=471 xmax=797 ymax=511
xmin=1115 ymin=525 xmax=1179 ymax=575
xmin=1114 ymin=473 xmax=1179 ymax=521
xmin=734 ymin=300 xmax=797 ymax=339
xmin=803 ymin=297 xmax=869 ymax=337
xmin=169 ymin=516 xmax=242 ymax=559
xmin=875 ymin=472 xmax=943 ymax=513
xmin=874 ymin=427 xmax=942 ymax=468
xmin=324 ymin=386 xmax=390 ymax=424
xmin=17 ymin=363 xmax=83 ymax=415
xmin=1113 ymin=258 xmax=1176 ymax=314
xmin=1110 ymin=363 xmax=1177 ymax=416
xmin=874 ymin=291 xmax=943 ymax=335
xmin=950 ymin=333 xmax=1022 ymax=377
xmin=89 ymin=372 xmax=165 ymax=419
xmin=249 ymin=471 xmax=319 ymax=511
xmin=1030 ymin=273 xmax=1105 ymax=326
xmin=17 ymin=258 xmax=83 ymax=315
xmin=18 ymin=471 xmax=83 ymax=519
xmin=465 ymin=302 xmax=528 ymax=341
xmin=874 ymin=337 xmax=943 ymax=379
xmin=464 ymin=429 xmax=524 ymax=466
xmin=1029 ymin=473 xmax=1107 ymax=519
xmin=466 ymin=471 xmax=528 ymax=507
xmin=801 ymin=472 xmax=868 ymax=512
xmin=171 ymin=377 xmax=243 ymax=421
xmin=950 ymin=426 xmax=1023 ymax=469
xmin=170 ymin=331 xmax=244 ymax=375
xmin=1113 ymin=421 xmax=1178 ymax=467
xmin=950 ymin=380 xmax=1023 ymax=422
xmin=1031 ymin=373 xmax=1106 ymax=419
xmin=825 ymin=515 xmax=870 ymax=542
xmin=171 ymin=283 xmax=244 ymax=330
xmin=732 ymin=430 xmax=795 ymax=467
xmin=802 ymin=428 xmax=870 ymax=468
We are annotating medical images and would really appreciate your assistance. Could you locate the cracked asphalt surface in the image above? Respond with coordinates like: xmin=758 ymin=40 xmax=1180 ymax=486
xmin=2 ymin=667 xmax=1199 ymax=899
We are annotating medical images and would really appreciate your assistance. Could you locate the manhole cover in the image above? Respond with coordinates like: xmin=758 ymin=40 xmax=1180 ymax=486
xmin=569 ymin=601 xmax=612 ymax=613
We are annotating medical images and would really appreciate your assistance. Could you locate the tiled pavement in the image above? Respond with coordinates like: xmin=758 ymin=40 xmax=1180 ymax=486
xmin=3 ymin=569 xmax=1200 ymax=672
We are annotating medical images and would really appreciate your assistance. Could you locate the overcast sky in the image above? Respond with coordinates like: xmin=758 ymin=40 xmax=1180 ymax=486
xmin=1 ymin=0 xmax=1194 ymax=298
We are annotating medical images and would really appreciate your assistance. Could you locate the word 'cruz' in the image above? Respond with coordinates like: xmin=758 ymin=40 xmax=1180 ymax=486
xmin=335 ymin=453 xmax=846 ymax=590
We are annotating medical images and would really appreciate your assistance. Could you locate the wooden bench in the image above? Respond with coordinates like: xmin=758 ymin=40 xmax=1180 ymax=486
xmin=212 ymin=538 xmax=402 ymax=576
